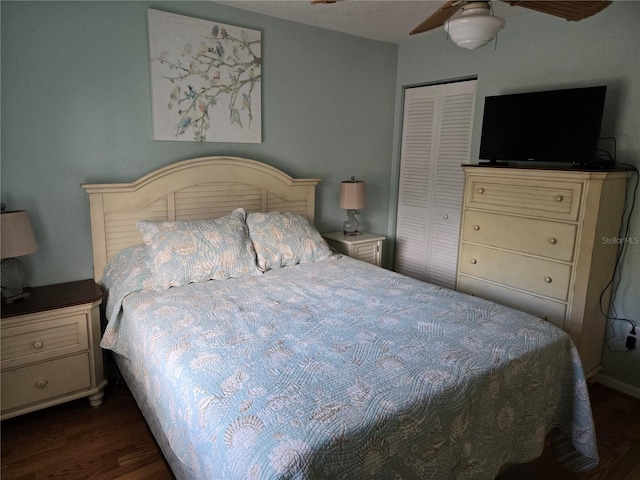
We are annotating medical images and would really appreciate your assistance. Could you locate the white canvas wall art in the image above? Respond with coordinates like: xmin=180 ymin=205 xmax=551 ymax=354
xmin=148 ymin=9 xmax=262 ymax=143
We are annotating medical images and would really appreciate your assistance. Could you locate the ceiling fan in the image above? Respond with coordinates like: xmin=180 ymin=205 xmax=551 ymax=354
xmin=410 ymin=0 xmax=611 ymax=49
xmin=312 ymin=0 xmax=611 ymax=50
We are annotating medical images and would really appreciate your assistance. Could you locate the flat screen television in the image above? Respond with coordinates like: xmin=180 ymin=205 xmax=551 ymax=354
xmin=478 ymin=86 xmax=609 ymax=168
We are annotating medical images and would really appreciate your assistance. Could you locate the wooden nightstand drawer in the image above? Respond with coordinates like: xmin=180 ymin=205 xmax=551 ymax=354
xmin=465 ymin=175 xmax=582 ymax=221
xmin=350 ymin=242 xmax=381 ymax=265
xmin=323 ymin=232 xmax=385 ymax=267
xmin=1 ymin=353 xmax=92 ymax=411
xmin=1 ymin=312 xmax=89 ymax=369
xmin=462 ymin=211 xmax=577 ymax=261
xmin=459 ymin=243 xmax=571 ymax=301
xmin=1 ymin=280 xmax=106 ymax=420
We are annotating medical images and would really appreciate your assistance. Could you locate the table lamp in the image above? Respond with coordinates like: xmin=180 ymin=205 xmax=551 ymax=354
xmin=339 ymin=176 xmax=366 ymax=236
xmin=1 ymin=207 xmax=38 ymax=303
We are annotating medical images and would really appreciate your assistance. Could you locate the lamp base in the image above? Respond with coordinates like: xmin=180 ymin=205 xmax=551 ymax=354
xmin=2 ymin=290 xmax=31 ymax=304
xmin=343 ymin=231 xmax=363 ymax=236
xmin=1 ymin=257 xmax=30 ymax=303
xmin=343 ymin=209 xmax=361 ymax=236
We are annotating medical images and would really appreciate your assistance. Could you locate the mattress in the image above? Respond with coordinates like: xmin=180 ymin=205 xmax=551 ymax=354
xmin=101 ymin=251 xmax=598 ymax=479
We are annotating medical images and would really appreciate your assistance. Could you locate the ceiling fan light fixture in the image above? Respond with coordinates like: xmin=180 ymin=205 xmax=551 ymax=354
xmin=444 ymin=2 xmax=505 ymax=50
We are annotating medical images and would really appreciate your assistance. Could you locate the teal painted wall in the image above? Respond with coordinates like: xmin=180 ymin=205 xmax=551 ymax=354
xmin=392 ymin=1 xmax=640 ymax=388
xmin=1 ymin=1 xmax=398 ymax=284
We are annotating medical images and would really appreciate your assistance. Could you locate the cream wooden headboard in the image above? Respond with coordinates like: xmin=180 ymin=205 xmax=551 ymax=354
xmin=82 ymin=156 xmax=321 ymax=282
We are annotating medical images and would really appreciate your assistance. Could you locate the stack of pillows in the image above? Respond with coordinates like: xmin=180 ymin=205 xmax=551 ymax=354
xmin=135 ymin=209 xmax=336 ymax=291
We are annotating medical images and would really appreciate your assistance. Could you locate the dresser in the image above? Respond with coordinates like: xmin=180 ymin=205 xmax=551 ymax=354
xmin=456 ymin=166 xmax=629 ymax=377
xmin=1 ymin=280 xmax=107 ymax=419
xmin=323 ymin=232 xmax=385 ymax=267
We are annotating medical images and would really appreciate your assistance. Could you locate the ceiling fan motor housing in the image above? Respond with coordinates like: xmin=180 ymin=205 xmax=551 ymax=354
xmin=444 ymin=1 xmax=505 ymax=49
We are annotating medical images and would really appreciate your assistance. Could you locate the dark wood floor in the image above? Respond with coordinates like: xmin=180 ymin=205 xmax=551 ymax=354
xmin=497 ymin=381 xmax=640 ymax=480
xmin=1 ymin=381 xmax=174 ymax=480
xmin=2 ymin=381 xmax=639 ymax=479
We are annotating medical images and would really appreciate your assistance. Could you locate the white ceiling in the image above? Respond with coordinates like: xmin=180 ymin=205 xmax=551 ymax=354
xmin=215 ymin=0 xmax=528 ymax=44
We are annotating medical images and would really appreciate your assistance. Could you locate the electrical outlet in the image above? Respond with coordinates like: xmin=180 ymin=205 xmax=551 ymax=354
xmin=626 ymin=335 xmax=637 ymax=350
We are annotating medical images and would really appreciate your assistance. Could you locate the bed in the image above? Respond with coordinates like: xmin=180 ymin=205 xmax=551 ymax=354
xmin=82 ymin=156 xmax=598 ymax=479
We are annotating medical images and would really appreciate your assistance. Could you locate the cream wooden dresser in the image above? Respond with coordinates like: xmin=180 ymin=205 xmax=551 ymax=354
xmin=456 ymin=166 xmax=629 ymax=377
xmin=1 ymin=280 xmax=107 ymax=419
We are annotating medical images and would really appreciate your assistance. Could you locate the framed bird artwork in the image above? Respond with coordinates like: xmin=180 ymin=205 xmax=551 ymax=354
xmin=148 ymin=9 xmax=262 ymax=143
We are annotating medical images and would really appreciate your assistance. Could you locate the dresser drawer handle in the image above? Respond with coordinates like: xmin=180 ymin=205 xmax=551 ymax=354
xmin=35 ymin=379 xmax=49 ymax=389
xmin=544 ymin=276 xmax=552 ymax=283
xmin=478 ymin=188 xmax=485 ymax=194
xmin=473 ymin=225 xmax=480 ymax=231
xmin=470 ymin=258 xmax=477 ymax=264
xmin=33 ymin=341 xmax=44 ymax=349
xmin=548 ymin=238 xmax=557 ymax=245
xmin=554 ymin=195 xmax=564 ymax=202
xmin=443 ymin=213 xmax=449 ymax=220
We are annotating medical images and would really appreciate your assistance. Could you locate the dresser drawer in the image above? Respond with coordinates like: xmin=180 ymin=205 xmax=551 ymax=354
xmin=465 ymin=175 xmax=582 ymax=221
xmin=459 ymin=244 xmax=571 ymax=301
xmin=1 ymin=353 xmax=91 ymax=411
xmin=458 ymin=276 xmax=567 ymax=329
xmin=462 ymin=211 xmax=577 ymax=261
xmin=1 ymin=313 xmax=89 ymax=369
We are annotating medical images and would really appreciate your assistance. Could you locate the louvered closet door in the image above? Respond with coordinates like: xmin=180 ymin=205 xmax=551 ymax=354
xmin=395 ymin=80 xmax=476 ymax=288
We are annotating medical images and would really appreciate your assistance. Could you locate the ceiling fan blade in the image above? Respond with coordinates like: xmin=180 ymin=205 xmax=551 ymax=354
xmin=504 ymin=1 xmax=611 ymax=21
xmin=411 ymin=0 xmax=465 ymax=35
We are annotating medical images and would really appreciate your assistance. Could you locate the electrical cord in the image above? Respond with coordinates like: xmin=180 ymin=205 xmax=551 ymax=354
xmin=598 ymin=145 xmax=639 ymax=351
xmin=596 ymin=136 xmax=617 ymax=163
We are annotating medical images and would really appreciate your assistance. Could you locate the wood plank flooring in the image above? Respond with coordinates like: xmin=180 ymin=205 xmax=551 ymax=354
xmin=1 ymin=381 xmax=174 ymax=480
xmin=1 ymin=381 xmax=638 ymax=479
xmin=498 ymin=381 xmax=640 ymax=480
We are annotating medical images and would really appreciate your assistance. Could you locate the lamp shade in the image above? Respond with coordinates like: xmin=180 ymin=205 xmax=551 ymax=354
xmin=444 ymin=3 xmax=505 ymax=50
xmin=1 ymin=211 xmax=38 ymax=259
xmin=339 ymin=179 xmax=366 ymax=210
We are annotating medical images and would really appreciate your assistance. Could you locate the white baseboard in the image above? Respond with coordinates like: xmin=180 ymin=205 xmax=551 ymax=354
xmin=595 ymin=374 xmax=640 ymax=399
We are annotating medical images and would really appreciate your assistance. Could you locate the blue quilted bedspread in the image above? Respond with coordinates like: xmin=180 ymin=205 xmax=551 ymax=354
xmin=101 ymin=249 xmax=598 ymax=479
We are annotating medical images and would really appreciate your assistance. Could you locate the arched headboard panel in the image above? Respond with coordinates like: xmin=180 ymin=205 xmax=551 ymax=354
xmin=82 ymin=156 xmax=321 ymax=282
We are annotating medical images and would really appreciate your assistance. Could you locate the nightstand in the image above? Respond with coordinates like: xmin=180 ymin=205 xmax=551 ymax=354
xmin=323 ymin=232 xmax=385 ymax=267
xmin=1 ymin=279 xmax=107 ymax=420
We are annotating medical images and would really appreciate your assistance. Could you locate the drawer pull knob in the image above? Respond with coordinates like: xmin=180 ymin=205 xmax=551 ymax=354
xmin=470 ymin=258 xmax=477 ymax=264
xmin=36 ymin=379 xmax=49 ymax=389
xmin=478 ymin=188 xmax=485 ymax=194
xmin=548 ymin=238 xmax=557 ymax=245
xmin=443 ymin=213 xmax=449 ymax=220
xmin=33 ymin=341 xmax=43 ymax=349
xmin=555 ymin=195 xmax=564 ymax=202
xmin=473 ymin=225 xmax=480 ymax=231
xmin=544 ymin=276 xmax=552 ymax=283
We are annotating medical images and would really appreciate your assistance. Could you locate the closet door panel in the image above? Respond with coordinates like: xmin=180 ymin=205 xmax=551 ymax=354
xmin=429 ymin=88 xmax=475 ymax=287
xmin=395 ymin=209 xmax=428 ymax=279
xmin=395 ymin=87 xmax=437 ymax=281
xmin=395 ymin=80 xmax=476 ymax=288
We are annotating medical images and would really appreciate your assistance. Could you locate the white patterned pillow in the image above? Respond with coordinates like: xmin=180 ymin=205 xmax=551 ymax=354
xmin=246 ymin=211 xmax=334 ymax=271
xmin=137 ymin=208 xmax=261 ymax=291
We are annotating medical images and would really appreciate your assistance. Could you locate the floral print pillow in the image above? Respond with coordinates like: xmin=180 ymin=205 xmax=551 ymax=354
xmin=137 ymin=208 xmax=261 ymax=291
xmin=246 ymin=211 xmax=335 ymax=271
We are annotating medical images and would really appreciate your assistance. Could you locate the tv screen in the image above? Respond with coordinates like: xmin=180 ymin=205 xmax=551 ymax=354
xmin=478 ymin=86 xmax=607 ymax=166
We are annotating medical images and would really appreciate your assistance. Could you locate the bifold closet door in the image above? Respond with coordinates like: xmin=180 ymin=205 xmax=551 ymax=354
xmin=395 ymin=80 xmax=476 ymax=288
